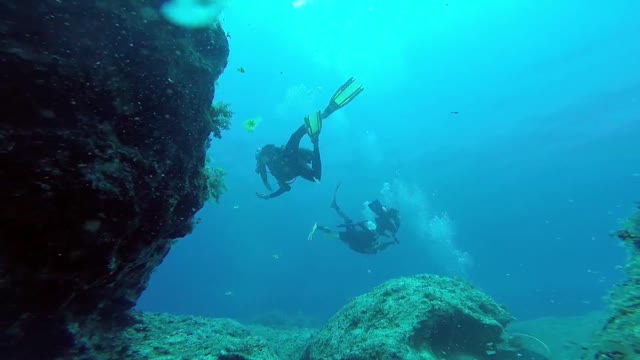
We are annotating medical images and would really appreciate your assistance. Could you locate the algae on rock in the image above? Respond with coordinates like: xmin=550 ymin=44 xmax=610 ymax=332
xmin=303 ymin=274 xmax=513 ymax=360
xmin=583 ymin=204 xmax=640 ymax=359
xmin=121 ymin=312 xmax=315 ymax=360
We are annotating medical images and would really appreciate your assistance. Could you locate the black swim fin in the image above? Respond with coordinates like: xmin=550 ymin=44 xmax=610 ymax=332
xmin=330 ymin=183 xmax=342 ymax=209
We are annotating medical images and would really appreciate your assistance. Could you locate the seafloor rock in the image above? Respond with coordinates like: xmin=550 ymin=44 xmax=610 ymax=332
xmin=120 ymin=312 xmax=316 ymax=360
xmin=249 ymin=323 xmax=317 ymax=360
xmin=506 ymin=312 xmax=605 ymax=360
xmin=125 ymin=313 xmax=278 ymax=360
xmin=302 ymin=274 xmax=514 ymax=360
xmin=0 ymin=1 xmax=229 ymax=359
xmin=583 ymin=205 xmax=640 ymax=359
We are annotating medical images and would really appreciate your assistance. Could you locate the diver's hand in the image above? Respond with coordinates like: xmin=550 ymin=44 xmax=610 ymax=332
xmin=256 ymin=192 xmax=270 ymax=200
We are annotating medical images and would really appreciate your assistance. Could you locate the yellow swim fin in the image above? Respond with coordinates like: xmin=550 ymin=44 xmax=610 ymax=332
xmin=307 ymin=222 xmax=318 ymax=241
xmin=323 ymin=77 xmax=364 ymax=118
xmin=304 ymin=110 xmax=322 ymax=139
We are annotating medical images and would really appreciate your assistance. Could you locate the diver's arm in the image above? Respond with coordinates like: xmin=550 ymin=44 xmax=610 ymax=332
xmin=376 ymin=226 xmax=399 ymax=243
xmin=257 ymin=164 xmax=272 ymax=191
xmin=379 ymin=229 xmax=399 ymax=243
xmin=356 ymin=222 xmax=370 ymax=231
xmin=337 ymin=221 xmax=367 ymax=228
xmin=374 ymin=239 xmax=397 ymax=252
xmin=257 ymin=182 xmax=291 ymax=199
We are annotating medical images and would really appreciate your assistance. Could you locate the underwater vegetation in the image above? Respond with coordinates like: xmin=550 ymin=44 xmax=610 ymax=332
xmin=0 ymin=0 xmax=230 ymax=358
xmin=204 ymin=158 xmax=227 ymax=203
xmin=209 ymin=101 xmax=234 ymax=139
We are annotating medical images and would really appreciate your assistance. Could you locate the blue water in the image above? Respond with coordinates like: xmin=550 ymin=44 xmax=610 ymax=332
xmin=138 ymin=0 xmax=640 ymax=325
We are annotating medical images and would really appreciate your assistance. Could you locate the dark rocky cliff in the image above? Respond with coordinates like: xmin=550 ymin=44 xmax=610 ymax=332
xmin=0 ymin=1 xmax=230 ymax=358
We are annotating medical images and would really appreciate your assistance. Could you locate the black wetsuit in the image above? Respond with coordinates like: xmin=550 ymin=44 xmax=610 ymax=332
xmin=317 ymin=191 xmax=397 ymax=254
xmin=368 ymin=200 xmax=401 ymax=242
xmin=338 ymin=222 xmax=394 ymax=255
xmin=256 ymin=125 xmax=322 ymax=199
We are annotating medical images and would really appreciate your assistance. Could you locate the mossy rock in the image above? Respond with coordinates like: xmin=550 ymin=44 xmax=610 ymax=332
xmin=303 ymin=274 xmax=512 ymax=360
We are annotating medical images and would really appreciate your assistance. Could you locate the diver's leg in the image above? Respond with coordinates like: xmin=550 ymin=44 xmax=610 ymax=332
xmin=297 ymin=141 xmax=322 ymax=182
xmin=330 ymin=193 xmax=352 ymax=224
xmin=316 ymin=225 xmax=332 ymax=233
xmin=316 ymin=225 xmax=339 ymax=238
xmin=330 ymin=183 xmax=341 ymax=209
xmin=310 ymin=141 xmax=321 ymax=179
xmin=284 ymin=125 xmax=306 ymax=156
xmin=330 ymin=187 xmax=352 ymax=223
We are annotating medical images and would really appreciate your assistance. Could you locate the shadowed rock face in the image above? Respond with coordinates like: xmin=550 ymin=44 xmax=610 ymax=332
xmin=0 ymin=1 xmax=229 ymax=358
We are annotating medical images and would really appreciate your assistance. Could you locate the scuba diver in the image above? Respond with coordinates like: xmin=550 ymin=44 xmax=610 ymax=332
xmin=311 ymin=184 xmax=401 ymax=255
xmin=367 ymin=198 xmax=401 ymax=243
xmin=255 ymin=77 xmax=364 ymax=199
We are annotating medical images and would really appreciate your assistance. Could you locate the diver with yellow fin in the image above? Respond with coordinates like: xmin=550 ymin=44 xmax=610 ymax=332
xmin=312 ymin=183 xmax=401 ymax=254
xmin=255 ymin=78 xmax=364 ymax=199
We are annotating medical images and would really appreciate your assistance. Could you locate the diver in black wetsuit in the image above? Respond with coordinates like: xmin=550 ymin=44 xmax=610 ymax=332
xmin=314 ymin=184 xmax=401 ymax=254
xmin=367 ymin=199 xmax=401 ymax=243
xmin=254 ymin=125 xmax=321 ymax=199
xmin=255 ymin=78 xmax=364 ymax=200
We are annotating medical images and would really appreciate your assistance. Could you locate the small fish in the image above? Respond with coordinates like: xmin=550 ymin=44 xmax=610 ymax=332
xmin=224 ymin=291 xmax=234 ymax=296
xmin=232 ymin=204 xmax=240 ymax=209
xmin=243 ymin=118 xmax=259 ymax=132
xmin=226 ymin=32 xmax=231 ymax=38
xmin=450 ymin=111 xmax=459 ymax=115
xmin=272 ymin=253 xmax=280 ymax=260
xmin=237 ymin=66 xmax=245 ymax=73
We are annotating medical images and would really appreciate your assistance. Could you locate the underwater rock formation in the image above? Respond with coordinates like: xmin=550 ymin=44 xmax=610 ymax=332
xmin=0 ymin=1 xmax=229 ymax=358
xmin=583 ymin=205 xmax=640 ymax=359
xmin=302 ymin=274 xmax=514 ymax=360
xmin=125 ymin=313 xmax=279 ymax=360
xmin=119 ymin=312 xmax=315 ymax=360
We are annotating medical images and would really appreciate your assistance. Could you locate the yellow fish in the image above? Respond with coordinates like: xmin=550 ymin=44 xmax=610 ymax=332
xmin=243 ymin=117 xmax=262 ymax=133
